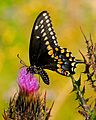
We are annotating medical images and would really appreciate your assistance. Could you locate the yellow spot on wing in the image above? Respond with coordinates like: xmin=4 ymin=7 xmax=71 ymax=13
xmin=47 ymin=45 xmax=52 ymax=50
xmin=58 ymin=61 xmax=63 ymax=64
xmin=55 ymin=47 xmax=59 ymax=51
xmin=57 ymin=69 xmax=62 ymax=73
xmin=45 ymin=41 xmax=49 ymax=45
xmin=69 ymin=57 xmax=72 ymax=61
xmin=66 ymin=53 xmax=69 ymax=57
xmin=51 ymin=54 xmax=54 ymax=58
xmin=71 ymin=62 xmax=75 ymax=66
xmin=55 ymin=56 xmax=58 ymax=59
xmin=41 ymin=29 xmax=44 ymax=33
xmin=61 ymin=49 xmax=64 ymax=53
xmin=44 ymin=36 xmax=48 ymax=41
xmin=35 ymin=26 xmax=38 ymax=30
xmin=42 ymin=32 xmax=46 ymax=37
xmin=48 ymin=49 xmax=53 ymax=55
xmin=58 ymin=59 xmax=61 ymax=61
xmin=57 ymin=64 xmax=61 ymax=68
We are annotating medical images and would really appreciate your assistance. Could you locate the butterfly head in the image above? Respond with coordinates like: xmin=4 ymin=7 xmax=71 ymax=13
xmin=27 ymin=65 xmax=39 ymax=74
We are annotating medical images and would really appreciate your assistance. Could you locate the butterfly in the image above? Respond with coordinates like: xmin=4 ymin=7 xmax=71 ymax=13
xmin=27 ymin=11 xmax=82 ymax=85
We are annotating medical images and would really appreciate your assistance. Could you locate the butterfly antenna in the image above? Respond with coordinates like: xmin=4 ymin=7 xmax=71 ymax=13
xmin=17 ymin=54 xmax=27 ymax=67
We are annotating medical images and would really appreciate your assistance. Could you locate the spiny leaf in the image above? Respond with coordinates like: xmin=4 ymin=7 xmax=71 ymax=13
xmin=85 ymin=98 xmax=90 ymax=104
xmin=45 ymin=102 xmax=54 ymax=120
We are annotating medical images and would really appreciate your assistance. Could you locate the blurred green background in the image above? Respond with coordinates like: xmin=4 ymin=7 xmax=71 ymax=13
xmin=0 ymin=0 xmax=96 ymax=120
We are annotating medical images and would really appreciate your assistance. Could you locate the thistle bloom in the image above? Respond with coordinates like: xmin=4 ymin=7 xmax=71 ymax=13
xmin=3 ymin=67 xmax=53 ymax=120
xmin=18 ymin=67 xmax=39 ymax=94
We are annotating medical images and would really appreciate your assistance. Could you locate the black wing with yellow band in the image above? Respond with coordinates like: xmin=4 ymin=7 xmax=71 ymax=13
xmin=29 ymin=11 xmax=80 ymax=84
xmin=29 ymin=11 xmax=58 ymax=67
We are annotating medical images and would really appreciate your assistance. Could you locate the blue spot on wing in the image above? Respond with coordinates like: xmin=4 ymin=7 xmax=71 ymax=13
xmin=59 ymin=54 xmax=62 ymax=58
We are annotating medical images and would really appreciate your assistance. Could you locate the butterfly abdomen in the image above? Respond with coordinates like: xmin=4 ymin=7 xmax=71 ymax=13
xmin=38 ymin=67 xmax=49 ymax=85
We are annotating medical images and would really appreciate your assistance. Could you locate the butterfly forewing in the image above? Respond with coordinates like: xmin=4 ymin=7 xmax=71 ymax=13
xmin=29 ymin=11 xmax=58 ymax=66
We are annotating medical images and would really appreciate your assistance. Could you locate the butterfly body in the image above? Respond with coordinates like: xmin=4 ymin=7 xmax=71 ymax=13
xmin=27 ymin=65 xmax=50 ymax=85
xmin=29 ymin=11 xmax=81 ymax=85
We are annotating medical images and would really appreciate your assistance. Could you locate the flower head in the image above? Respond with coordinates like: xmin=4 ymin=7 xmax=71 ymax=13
xmin=18 ymin=67 xmax=39 ymax=94
xmin=4 ymin=67 xmax=53 ymax=120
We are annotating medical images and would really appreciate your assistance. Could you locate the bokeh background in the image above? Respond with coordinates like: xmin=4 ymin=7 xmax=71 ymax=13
xmin=0 ymin=0 xmax=96 ymax=120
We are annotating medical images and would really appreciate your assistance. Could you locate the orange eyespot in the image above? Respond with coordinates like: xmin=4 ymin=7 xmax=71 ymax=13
xmin=64 ymin=71 xmax=68 ymax=76
xmin=64 ymin=71 xmax=69 ymax=76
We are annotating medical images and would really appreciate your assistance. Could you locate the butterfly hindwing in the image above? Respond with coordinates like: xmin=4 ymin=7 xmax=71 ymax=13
xmin=54 ymin=47 xmax=76 ymax=76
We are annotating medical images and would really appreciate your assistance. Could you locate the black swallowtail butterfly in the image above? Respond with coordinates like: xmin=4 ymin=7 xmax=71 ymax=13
xmin=27 ymin=11 xmax=82 ymax=85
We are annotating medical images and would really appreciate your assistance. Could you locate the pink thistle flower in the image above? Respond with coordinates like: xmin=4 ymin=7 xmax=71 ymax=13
xmin=18 ymin=67 xmax=39 ymax=94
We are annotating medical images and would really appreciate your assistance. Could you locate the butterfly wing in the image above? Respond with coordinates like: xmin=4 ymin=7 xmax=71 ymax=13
xmin=29 ymin=11 xmax=79 ymax=76
xmin=53 ymin=47 xmax=77 ymax=76
xmin=29 ymin=11 xmax=58 ymax=68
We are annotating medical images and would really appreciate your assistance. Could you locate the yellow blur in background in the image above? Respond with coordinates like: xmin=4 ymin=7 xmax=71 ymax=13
xmin=0 ymin=0 xmax=96 ymax=120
